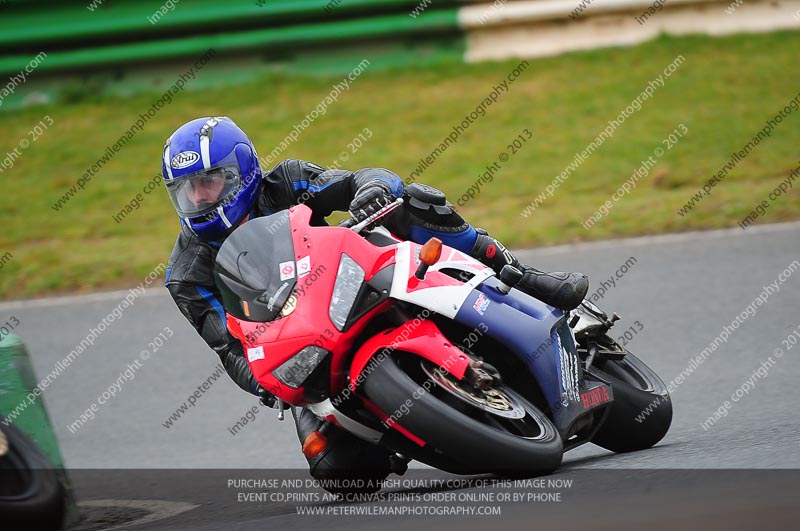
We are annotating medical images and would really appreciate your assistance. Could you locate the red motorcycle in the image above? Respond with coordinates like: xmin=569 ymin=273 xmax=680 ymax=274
xmin=213 ymin=199 xmax=671 ymax=486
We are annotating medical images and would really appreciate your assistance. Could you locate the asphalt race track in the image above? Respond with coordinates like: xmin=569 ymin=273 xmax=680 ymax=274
xmin=2 ymin=222 xmax=798 ymax=529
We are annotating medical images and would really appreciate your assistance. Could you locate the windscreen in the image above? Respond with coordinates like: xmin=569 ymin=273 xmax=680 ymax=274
xmin=213 ymin=212 xmax=297 ymax=322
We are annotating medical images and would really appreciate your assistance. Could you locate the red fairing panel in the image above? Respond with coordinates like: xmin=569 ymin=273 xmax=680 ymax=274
xmin=226 ymin=205 xmax=397 ymax=404
xmin=348 ymin=319 xmax=471 ymax=391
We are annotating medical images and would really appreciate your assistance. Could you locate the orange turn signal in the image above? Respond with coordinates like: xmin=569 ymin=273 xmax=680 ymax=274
xmin=419 ymin=238 xmax=442 ymax=266
xmin=302 ymin=430 xmax=328 ymax=458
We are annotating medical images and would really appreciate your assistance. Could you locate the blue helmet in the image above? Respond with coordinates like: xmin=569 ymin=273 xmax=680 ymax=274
xmin=162 ymin=116 xmax=262 ymax=241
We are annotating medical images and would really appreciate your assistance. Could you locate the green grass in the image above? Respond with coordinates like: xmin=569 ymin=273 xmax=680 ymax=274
xmin=2 ymin=31 xmax=800 ymax=299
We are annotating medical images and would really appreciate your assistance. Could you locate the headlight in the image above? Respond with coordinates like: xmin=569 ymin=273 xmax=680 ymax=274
xmin=279 ymin=288 xmax=297 ymax=318
xmin=272 ymin=345 xmax=329 ymax=389
xmin=329 ymin=253 xmax=365 ymax=330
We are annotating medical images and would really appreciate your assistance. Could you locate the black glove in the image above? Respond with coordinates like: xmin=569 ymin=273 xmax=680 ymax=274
xmin=256 ymin=385 xmax=278 ymax=409
xmin=348 ymin=182 xmax=394 ymax=229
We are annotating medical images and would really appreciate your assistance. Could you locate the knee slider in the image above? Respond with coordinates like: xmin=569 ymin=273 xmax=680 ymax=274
xmin=405 ymin=183 xmax=451 ymax=215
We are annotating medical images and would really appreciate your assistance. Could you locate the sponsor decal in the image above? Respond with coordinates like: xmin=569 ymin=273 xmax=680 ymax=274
xmin=581 ymin=386 xmax=611 ymax=409
xmin=557 ymin=334 xmax=581 ymax=405
xmin=247 ymin=346 xmax=265 ymax=362
xmin=473 ymin=293 xmax=491 ymax=315
xmin=297 ymin=255 xmax=311 ymax=277
xmin=279 ymin=260 xmax=295 ymax=281
xmin=170 ymin=151 xmax=200 ymax=169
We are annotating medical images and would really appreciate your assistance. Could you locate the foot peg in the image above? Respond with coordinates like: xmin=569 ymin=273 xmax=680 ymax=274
xmin=389 ymin=454 xmax=410 ymax=475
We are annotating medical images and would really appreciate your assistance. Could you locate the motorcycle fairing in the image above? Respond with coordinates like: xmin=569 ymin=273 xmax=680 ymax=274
xmin=454 ymin=277 xmax=613 ymax=439
xmin=383 ymin=237 xmax=613 ymax=439
xmin=348 ymin=319 xmax=471 ymax=392
xmin=220 ymin=204 xmax=611 ymax=445
xmin=389 ymin=241 xmax=494 ymax=318
xmin=225 ymin=205 xmax=398 ymax=404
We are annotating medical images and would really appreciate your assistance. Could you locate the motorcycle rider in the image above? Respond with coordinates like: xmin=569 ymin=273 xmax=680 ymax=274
xmin=162 ymin=116 xmax=588 ymax=482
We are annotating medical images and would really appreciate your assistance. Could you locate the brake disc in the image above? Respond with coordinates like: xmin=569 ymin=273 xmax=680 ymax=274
xmin=420 ymin=361 xmax=525 ymax=419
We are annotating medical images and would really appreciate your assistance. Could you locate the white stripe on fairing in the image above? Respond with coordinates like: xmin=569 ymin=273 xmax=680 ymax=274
xmin=389 ymin=242 xmax=493 ymax=319
xmin=78 ymin=500 xmax=198 ymax=531
xmin=308 ymin=400 xmax=383 ymax=444
xmin=200 ymin=135 xmax=211 ymax=169
xmin=163 ymin=146 xmax=173 ymax=180
xmin=218 ymin=207 xmax=232 ymax=228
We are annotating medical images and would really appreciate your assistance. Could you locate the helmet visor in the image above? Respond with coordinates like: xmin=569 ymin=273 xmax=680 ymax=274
xmin=166 ymin=164 xmax=242 ymax=218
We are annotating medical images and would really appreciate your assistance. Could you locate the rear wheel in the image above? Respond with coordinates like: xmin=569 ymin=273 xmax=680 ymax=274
xmin=362 ymin=354 xmax=562 ymax=475
xmin=589 ymin=349 xmax=672 ymax=453
xmin=0 ymin=419 xmax=65 ymax=530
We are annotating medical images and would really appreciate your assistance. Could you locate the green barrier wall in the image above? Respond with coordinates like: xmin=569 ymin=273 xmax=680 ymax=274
xmin=0 ymin=0 xmax=464 ymax=108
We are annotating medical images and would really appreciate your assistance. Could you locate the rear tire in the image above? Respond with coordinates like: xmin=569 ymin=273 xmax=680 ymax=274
xmin=590 ymin=350 xmax=672 ymax=453
xmin=0 ymin=419 xmax=65 ymax=530
xmin=363 ymin=354 xmax=563 ymax=475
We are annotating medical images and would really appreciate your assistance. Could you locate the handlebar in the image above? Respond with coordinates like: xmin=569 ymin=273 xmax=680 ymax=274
xmin=346 ymin=197 xmax=404 ymax=234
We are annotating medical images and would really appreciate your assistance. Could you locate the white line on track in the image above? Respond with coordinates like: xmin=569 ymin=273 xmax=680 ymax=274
xmin=77 ymin=499 xmax=199 ymax=531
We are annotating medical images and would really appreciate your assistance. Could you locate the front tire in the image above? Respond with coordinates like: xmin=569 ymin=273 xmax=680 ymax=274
xmin=589 ymin=350 xmax=672 ymax=453
xmin=362 ymin=354 xmax=563 ymax=475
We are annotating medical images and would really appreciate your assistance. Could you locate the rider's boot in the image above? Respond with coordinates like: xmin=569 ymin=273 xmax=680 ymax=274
xmin=468 ymin=229 xmax=589 ymax=311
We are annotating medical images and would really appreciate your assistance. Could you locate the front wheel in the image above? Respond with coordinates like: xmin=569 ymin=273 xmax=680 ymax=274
xmin=589 ymin=349 xmax=672 ymax=453
xmin=362 ymin=354 xmax=563 ymax=475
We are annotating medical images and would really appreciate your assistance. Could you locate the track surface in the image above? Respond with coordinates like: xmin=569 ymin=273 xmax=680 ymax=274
xmin=2 ymin=222 xmax=799 ymax=529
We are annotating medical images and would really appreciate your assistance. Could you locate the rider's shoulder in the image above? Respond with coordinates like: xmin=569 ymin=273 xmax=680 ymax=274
xmin=266 ymin=159 xmax=326 ymax=179
xmin=166 ymin=225 xmax=216 ymax=286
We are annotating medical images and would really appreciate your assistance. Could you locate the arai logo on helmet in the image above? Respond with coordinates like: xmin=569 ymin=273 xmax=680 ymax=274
xmin=171 ymin=151 xmax=200 ymax=169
